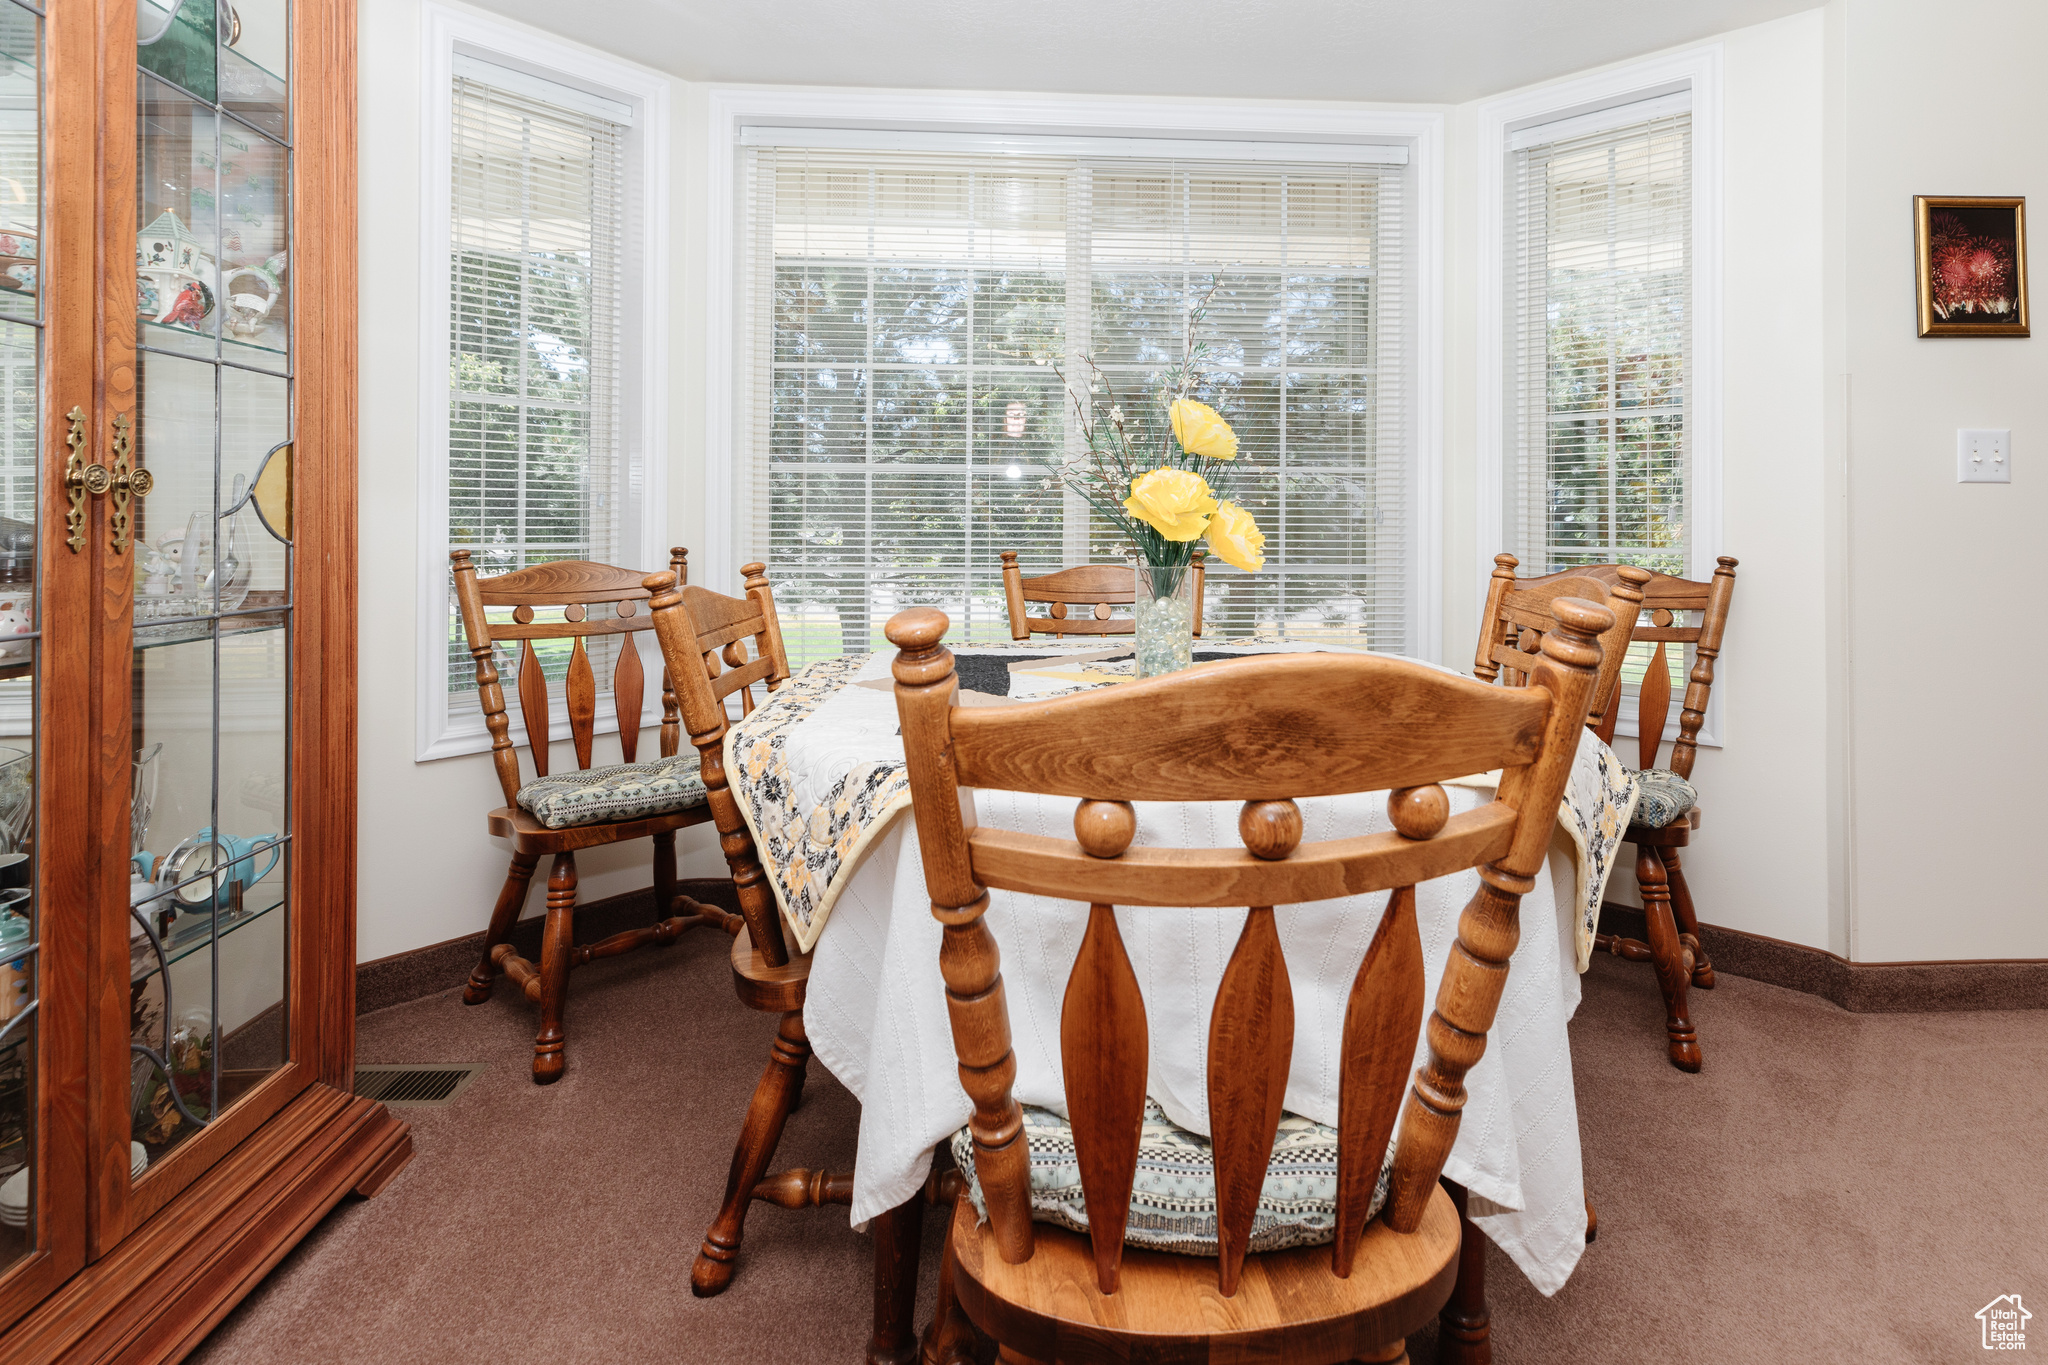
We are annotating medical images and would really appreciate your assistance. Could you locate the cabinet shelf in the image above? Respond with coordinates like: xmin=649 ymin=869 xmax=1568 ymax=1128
xmin=129 ymin=879 xmax=286 ymax=984
xmin=133 ymin=607 xmax=288 ymax=652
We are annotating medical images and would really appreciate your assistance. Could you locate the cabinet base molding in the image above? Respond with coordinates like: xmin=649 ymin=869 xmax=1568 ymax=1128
xmin=1597 ymin=904 xmax=2048 ymax=1012
xmin=6 ymin=1083 xmax=410 ymax=1365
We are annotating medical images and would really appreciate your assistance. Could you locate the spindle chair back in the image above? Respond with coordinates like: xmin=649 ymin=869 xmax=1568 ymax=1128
xmin=1474 ymin=552 xmax=1648 ymax=735
xmin=451 ymin=548 xmax=691 ymax=800
xmin=1572 ymin=558 xmax=1738 ymax=777
xmin=886 ymin=597 xmax=1608 ymax=1329
xmin=1000 ymin=550 xmax=1207 ymax=639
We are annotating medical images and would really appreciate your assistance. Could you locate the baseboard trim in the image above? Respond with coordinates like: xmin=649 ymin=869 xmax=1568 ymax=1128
xmin=1597 ymin=904 xmax=2048 ymax=1013
xmin=355 ymin=878 xmax=743 ymax=1016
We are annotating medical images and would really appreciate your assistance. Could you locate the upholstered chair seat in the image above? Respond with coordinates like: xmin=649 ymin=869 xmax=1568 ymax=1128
xmin=516 ymin=753 xmax=709 ymax=830
xmin=1627 ymin=768 xmax=1699 ymax=830
xmin=950 ymin=1099 xmax=1393 ymax=1259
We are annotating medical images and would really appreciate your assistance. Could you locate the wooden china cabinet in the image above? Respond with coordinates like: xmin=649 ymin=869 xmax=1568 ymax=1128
xmin=0 ymin=0 xmax=408 ymax=1358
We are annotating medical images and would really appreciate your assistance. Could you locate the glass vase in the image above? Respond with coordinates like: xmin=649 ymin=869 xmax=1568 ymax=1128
xmin=1130 ymin=556 xmax=1197 ymax=678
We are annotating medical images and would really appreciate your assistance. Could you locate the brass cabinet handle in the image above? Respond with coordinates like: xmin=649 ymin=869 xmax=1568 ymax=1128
xmin=109 ymin=413 xmax=149 ymax=554
xmin=63 ymin=406 xmax=103 ymax=553
xmin=61 ymin=408 xmax=152 ymax=554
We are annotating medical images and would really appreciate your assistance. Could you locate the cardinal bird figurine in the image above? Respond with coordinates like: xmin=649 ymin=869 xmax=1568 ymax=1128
xmin=161 ymin=281 xmax=209 ymax=327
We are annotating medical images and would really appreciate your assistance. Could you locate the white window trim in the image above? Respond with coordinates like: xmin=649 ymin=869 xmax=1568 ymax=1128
xmin=415 ymin=3 xmax=671 ymax=762
xmin=703 ymin=87 xmax=1445 ymax=663
xmin=1475 ymin=46 xmax=1725 ymax=746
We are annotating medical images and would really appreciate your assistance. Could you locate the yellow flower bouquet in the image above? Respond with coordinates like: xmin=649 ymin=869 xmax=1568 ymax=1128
xmin=1052 ymin=289 xmax=1265 ymax=674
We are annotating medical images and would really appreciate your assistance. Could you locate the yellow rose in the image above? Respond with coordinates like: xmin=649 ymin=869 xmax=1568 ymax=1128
xmin=1123 ymin=467 xmax=1217 ymax=542
xmin=1170 ymin=399 xmax=1239 ymax=461
xmin=1205 ymin=500 xmax=1266 ymax=572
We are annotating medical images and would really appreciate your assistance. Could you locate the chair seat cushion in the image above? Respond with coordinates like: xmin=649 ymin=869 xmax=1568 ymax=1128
xmin=950 ymin=1098 xmax=1391 ymax=1258
xmin=514 ymin=753 xmax=708 ymax=830
xmin=1630 ymin=767 xmax=1699 ymax=829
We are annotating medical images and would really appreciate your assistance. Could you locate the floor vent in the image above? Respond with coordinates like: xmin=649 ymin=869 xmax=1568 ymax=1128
xmin=354 ymin=1064 xmax=487 ymax=1107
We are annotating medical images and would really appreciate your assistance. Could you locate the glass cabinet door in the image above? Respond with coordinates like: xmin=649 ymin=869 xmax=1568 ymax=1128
xmin=0 ymin=0 xmax=40 ymax=1289
xmin=0 ymin=0 xmax=95 ymax=1319
xmin=105 ymin=0 xmax=301 ymax=1238
xmin=125 ymin=0 xmax=293 ymax=1165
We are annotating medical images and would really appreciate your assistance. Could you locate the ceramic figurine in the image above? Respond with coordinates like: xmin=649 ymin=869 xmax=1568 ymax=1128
xmin=222 ymin=265 xmax=277 ymax=337
xmin=141 ymin=539 xmax=177 ymax=597
xmin=160 ymin=281 xmax=210 ymax=327
xmin=0 ymin=597 xmax=30 ymax=665
xmin=0 ymin=227 xmax=36 ymax=298
xmin=136 ymin=210 xmax=217 ymax=331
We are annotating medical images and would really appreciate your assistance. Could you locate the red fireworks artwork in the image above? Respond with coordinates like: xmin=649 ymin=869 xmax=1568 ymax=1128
xmin=1927 ymin=210 xmax=2018 ymax=319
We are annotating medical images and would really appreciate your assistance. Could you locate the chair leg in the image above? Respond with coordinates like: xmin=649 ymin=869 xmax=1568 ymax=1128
xmin=1636 ymin=844 xmax=1701 ymax=1072
xmin=464 ymin=850 xmax=539 ymax=1004
xmin=1435 ymin=1180 xmax=1491 ymax=1365
xmin=1354 ymin=1344 xmax=1411 ymax=1365
xmin=920 ymin=1218 xmax=976 ymax=1365
xmin=531 ymin=852 xmax=576 ymax=1085
xmin=865 ymin=1195 xmax=926 ymax=1365
xmin=1661 ymin=846 xmax=1716 ymax=989
xmin=652 ymin=828 xmax=678 ymax=917
xmin=693 ymin=1008 xmax=811 ymax=1297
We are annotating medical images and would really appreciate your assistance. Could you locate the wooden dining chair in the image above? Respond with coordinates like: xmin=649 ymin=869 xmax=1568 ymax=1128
xmin=1579 ymin=557 xmax=1739 ymax=1072
xmin=451 ymin=549 xmax=742 ymax=1083
xmin=643 ymin=563 xmax=851 ymax=1300
xmin=1000 ymin=550 xmax=1206 ymax=639
xmin=884 ymin=593 xmax=1610 ymax=1365
xmin=1474 ymin=552 xmax=1650 ymax=735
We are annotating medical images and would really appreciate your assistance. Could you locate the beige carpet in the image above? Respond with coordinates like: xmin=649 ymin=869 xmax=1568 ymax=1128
xmin=189 ymin=930 xmax=2048 ymax=1364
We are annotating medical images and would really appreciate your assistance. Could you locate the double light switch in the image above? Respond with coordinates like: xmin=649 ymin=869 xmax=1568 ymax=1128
xmin=1958 ymin=429 xmax=2012 ymax=483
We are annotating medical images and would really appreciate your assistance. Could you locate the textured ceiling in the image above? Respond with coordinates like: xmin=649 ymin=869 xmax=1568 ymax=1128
xmin=467 ymin=0 xmax=1819 ymax=104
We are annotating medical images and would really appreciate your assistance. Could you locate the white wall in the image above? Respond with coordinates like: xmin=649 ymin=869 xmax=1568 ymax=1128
xmin=355 ymin=0 xmax=722 ymax=964
xmin=1834 ymin=0 xmax=2048 ymax=962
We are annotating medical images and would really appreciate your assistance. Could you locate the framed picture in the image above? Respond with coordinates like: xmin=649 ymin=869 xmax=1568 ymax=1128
xmin=1916 ymin=195 xmax=2029 ymax=337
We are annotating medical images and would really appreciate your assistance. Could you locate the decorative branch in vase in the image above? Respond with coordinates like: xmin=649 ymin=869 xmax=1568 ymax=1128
xmin=1052 ymin=290 xmax=1266 ymax=678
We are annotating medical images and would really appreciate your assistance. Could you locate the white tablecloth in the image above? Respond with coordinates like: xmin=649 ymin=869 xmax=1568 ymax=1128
xmin=797 ymin=647 xmax=1596 ymax=1295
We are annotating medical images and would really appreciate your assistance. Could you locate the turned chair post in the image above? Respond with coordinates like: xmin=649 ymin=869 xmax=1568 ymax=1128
xmin=1573 ymin=556 xmax=1739 ymax=1069
xmin=1385 ymin=599 xmax=1608 ymax=1230
xmin=645 ymin=565 xmax=849 ymax=1302
xmin=890 ymin=619 xmax=1037 ymax=1263
xmin=648 ymin=569 xmax=792 ymax=967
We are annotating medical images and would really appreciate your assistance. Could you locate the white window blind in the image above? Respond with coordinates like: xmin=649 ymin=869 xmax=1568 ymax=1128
xmin=445 ymin=73 xmax=625 ymax=707
xmin=1505 ymin=110 xmax=1691 ymax=578
xmin=738 ymin=145 xmax=1412 ymax=666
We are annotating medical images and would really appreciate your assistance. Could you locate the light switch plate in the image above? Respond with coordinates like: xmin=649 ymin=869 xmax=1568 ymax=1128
xmin=1958 ymin=428 xmax=2012 ymax=483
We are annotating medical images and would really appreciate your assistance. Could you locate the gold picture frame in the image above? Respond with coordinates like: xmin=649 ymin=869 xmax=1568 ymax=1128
xmin=1916 ymin=195 xmax=2029 ymax=337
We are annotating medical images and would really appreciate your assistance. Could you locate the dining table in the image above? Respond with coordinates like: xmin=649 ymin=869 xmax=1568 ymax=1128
xmin=723 ymin=633 xmax=1638 ymax=1301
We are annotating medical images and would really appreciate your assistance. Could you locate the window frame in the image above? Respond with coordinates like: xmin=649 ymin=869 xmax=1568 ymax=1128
xmin=705 ymin=89 xmax=1445 ymax=663
xmin=414 ymin=3 xmax=671 ymax=762
xmin=1476 ymin=46 xmax=1724 ymax=746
